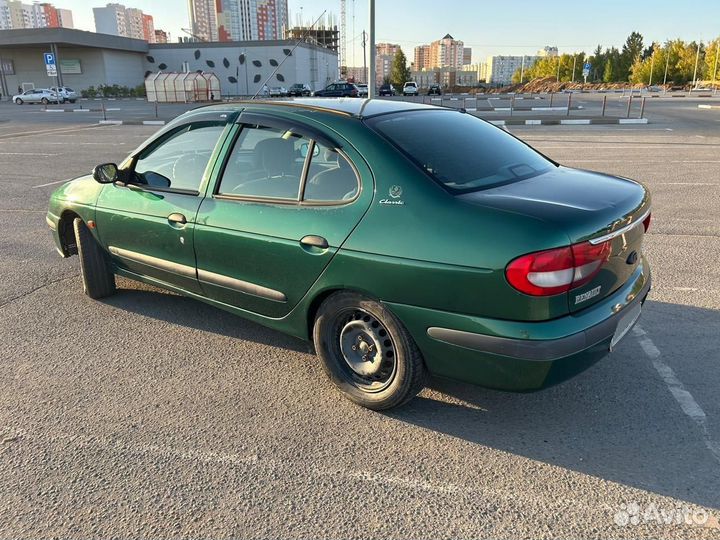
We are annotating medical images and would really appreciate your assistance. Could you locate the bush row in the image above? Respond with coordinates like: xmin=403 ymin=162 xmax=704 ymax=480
xmin=80 ymin=84 xmax=147 ymax=98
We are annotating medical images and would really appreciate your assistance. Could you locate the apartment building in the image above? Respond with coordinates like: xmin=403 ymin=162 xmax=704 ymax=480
xmin=375 ymin=42 xmax=400 ymax=83
xmin=414 ymin=34 xmax=470 ymax=70
xmin=486 ymin=55 xmax=539 ymax=85
xmin=93 ymin=3 xmax=155 ymax=42
xmin=214 ymin=0 xmax=288 ymax=42
xmin=0 ymin=0 xmax=72 ymax=30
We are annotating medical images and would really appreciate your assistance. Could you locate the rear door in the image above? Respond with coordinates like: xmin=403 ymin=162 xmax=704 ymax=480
xmin=194 ymin=112 xmax=373 ymax=318
xmin=95 ymin=112 xmax=233 ymax=293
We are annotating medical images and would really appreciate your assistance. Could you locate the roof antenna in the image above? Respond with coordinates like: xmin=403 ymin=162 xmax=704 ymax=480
xmin=251 ymin=10 xmax=327 ymax=100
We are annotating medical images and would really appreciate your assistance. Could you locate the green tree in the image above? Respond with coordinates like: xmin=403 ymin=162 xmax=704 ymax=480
xmin=619 ymin=31 xmax=644 ymax=80
xmin=603 ymin=59 xmax=615 ymax=82
xmin=390 ymin=48 xmax=411 ymax=89
xmin=704 ymin=39 xmax=720 ymax=86
xmin=590 ymin=44 xmax=604 ymax=82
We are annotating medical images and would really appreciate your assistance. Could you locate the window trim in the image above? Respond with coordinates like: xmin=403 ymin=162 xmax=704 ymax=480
xmin=213 ymin=117 xmax=362 ymax=207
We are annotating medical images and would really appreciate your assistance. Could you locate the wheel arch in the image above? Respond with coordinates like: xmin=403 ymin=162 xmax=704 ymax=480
xmin=304 ymin=286 xmax=381 ymax=341
xmin=57 ymin=210 xmax=81 ymax=257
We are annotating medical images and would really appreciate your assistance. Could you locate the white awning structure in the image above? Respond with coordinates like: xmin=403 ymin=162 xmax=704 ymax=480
xmin=145 ymin=71 xmax=221 ymax=103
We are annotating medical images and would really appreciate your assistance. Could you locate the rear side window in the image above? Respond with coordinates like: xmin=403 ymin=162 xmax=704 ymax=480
xmin=304 ymin=143 xmax=359 ymax=202
xmin=367 ymin=110 xmax=554 ymax=193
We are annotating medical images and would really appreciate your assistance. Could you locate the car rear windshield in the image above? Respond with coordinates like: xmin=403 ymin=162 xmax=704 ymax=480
xmin=367 ymin=110 xmax=555 ymax=193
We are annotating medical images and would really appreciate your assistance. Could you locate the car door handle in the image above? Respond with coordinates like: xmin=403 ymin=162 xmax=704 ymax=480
xmin=168 ymin=212 xmax=187 ymax=225
xmin=300 ymin=235 xmax=329 ymax=249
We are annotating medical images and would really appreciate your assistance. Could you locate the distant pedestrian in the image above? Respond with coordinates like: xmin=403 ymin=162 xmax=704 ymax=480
xmin=17 ymin=85 xmax=22 ymax=94
xmin=210 ymin=92 xmax=215 ymax=101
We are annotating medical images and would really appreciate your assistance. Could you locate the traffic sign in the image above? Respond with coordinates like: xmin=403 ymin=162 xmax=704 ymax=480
xmin=44 ymin=52 xmax=57 ymax=77
xmin=582 ymin=62 xmax=591 ymax=77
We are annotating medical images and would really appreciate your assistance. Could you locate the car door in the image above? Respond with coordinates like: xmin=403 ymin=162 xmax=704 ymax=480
xmin=95 ymin=111 xmax=233 ymax=294
xmin=194 ymin=112 xmax=373 ymax=318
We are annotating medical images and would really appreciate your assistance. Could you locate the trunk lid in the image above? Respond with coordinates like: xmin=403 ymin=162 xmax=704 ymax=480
xmin=458 ymin=166 xmax=650 ymax=311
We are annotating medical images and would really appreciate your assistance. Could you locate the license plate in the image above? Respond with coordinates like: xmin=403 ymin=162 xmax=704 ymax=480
xmin=610 ymin=303 xmax=642 ymax=350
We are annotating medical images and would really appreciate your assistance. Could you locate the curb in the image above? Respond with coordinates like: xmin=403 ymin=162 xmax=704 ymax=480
xmin=698 ymin=104 xmax=720 ymax=110
xmin=98 ymin=120 xmax=122 ymax=125
xmin=489 ymin=118 xmax=649 ymax=126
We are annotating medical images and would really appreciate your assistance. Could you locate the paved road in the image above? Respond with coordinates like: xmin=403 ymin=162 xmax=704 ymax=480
xmin=0 ymin=109 xmax=719 ymax=538
xmin=1 ymin=92 xmax=719 ymax=130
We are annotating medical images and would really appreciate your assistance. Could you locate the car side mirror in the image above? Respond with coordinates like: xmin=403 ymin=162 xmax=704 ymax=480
xmin=92 ymin=163 xmax=119 ymax=184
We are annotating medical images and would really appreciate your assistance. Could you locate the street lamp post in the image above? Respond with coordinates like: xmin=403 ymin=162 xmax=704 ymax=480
xmin=663 ymin=47 xmax=670 ymax=93
xmin=368 ymin=0 xmax=375 ymax=98
xmin=691 ymin=41 xmax=701 ymax=90
xmin=712 ymin=40 xmax=719 ymax=94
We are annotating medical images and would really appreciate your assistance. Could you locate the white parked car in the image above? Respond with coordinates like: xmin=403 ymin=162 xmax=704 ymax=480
xmin=269 ymin=86 xmax=288 ymax=97
xmin=402 ymin=81 xmax=419 ymax=96
xmin=356 ymin=84 xmax=369 ymax=97
xmin=12 ymin=88 xmax=61 ymax=105
xmin=50 ymin=86 xmax=78 ymax=103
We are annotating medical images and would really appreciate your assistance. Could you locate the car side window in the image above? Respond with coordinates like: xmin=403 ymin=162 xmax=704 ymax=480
xmin=217 ymin=125 xmax=307 ymax=200
xmin=304 ymin=143 xmax=359 ymax=202
xmin=133 ymin=122 xmax=226 ymax=192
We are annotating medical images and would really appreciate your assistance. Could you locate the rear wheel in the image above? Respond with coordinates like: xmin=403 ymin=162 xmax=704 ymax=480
xmin=313 ymin=292 xmax=426 ymax=410
xmin=41 ymin=97 xmax=49 ymax=105
xmin=73 ymin=218 xmax=116 ymax=299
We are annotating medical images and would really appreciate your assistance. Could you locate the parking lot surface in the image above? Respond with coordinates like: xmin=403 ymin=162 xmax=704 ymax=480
xmin=0 ymin=99 xmax=719 ymax=539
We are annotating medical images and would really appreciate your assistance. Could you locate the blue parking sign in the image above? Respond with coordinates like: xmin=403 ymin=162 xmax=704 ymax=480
xmin=44 ymin=52 xmax=55 ymax=65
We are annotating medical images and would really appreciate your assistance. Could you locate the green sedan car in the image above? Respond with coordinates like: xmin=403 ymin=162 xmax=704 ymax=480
xmin=47 ymin=99 xmax=651 ymax=410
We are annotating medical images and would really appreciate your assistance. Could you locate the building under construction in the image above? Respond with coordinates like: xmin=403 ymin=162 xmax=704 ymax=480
xmin=284 ymin=26 xmax=339 ymax=54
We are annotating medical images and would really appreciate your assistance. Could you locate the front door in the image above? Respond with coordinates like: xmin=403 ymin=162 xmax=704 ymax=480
xmin=95 ymin=116 xmax=231 ymax=294
xmin=194 ymin=114 xmax=373 ymax=318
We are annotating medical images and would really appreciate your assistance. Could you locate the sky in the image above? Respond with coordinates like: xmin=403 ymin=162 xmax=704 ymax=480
xmin=61 ymin=0 xmax=720 ymax=66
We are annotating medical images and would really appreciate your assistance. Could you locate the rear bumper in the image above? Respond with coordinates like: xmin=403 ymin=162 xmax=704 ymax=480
xmin=385 ymin=258 xmax=651 ymax=391
xmin=427 ymin=275 xmax=650 ymax=362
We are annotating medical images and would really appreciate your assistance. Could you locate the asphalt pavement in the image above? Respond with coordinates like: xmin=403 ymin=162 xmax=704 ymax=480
xmin=0 ymin=99 xmax=719 ymax=539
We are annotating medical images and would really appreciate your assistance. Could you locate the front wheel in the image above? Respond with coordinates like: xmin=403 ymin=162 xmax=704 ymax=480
xmin=73 ymin=218 xmax=116 ymax=299
xmin=15 ymin=98 xmax=23 ymax=105
xmin=313 ymin=292 xmax=426 ymax=410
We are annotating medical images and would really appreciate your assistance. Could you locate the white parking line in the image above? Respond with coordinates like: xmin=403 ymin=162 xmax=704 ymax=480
xmin=633 ymin=326 xmax=720 ymax=463
xmin=0 ymin=152 xmax=59 ymax=156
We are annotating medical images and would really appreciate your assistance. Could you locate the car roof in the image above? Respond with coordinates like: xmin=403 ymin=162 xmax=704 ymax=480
xmin=194 ymin=98 xmax=439 ymax=120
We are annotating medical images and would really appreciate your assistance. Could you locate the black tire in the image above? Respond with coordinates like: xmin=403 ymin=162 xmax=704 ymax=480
xmin=313 ymin=292 xmax=426 ymax=410
xmin=41 ymin=97 xmax=48 ymax=104
xmin=73 ymin=218 xmax=116 ymax=299
xmin=15 ymin=98 xmax=22 ymax=105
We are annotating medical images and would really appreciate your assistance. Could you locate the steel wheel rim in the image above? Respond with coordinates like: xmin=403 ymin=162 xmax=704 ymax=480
xmin=333 ymin=308 xmax=397 ymax=392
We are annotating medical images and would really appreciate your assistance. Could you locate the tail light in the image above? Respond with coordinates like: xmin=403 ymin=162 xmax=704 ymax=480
xmin=643 ymin=212 xmax=651 ymax=232
xmin=506 ymin=240 xmax=612 ymax=296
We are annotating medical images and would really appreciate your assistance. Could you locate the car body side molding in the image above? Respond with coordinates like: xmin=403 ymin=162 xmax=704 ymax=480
xmin=108 ymin=245 xmax=196 ymax=279
xmin=109 ymin=245 xmax=287 ymax=303
xmin=197 ymin=269 xmax=287 ymax=303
